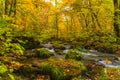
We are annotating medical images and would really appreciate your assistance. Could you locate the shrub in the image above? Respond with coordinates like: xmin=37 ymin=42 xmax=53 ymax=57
xmin=0 ymin=64 xmax=7 ymax=74
xmin=0 ymin=63 xmax=16 ymax=80
xmin=10 ymin=43 xmax=25 ymax=55
xmin=12 ymin=36 xmax=41 ymax=49
xmin=0 ymin=42 xmax=25 ymax=56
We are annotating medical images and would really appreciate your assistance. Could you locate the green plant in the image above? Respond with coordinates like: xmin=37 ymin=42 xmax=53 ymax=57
xmin=0 ymin=42 xmax=25 ymax=56
xmin=72 ymin=77 xmax=82 ymax=80
xmin=8 ymin=74 xmax=15 ymax=80
xmin=0 ymin=63 xmax=16 ymax=80
xmin=10 ymin=43 xmax=25 ymax=55
xmin=0 ymin=64 xmax=7 ymax=74
xmin=77 ymin=48 xmax=88 ymax=53
xmin=0 ymin=25 xmax=25 ymax=56
xmin=98 ymin=74 xmax=109 ymax=80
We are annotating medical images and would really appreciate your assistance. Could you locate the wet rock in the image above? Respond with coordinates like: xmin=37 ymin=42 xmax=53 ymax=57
xmin=54 ymin=49 xmax=65 ymax=55
xmin=113 ymin=57 xmax=119 ymax=61
xmin=115 ymin=48 xmax=120 ymax=54
xmin=48 ymin=47 xmax=53 ymax=50
xmin=32 ymin=62 xmax=39 ymax=68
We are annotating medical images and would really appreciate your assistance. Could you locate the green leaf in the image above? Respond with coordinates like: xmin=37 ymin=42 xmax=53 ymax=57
xmin=8 ymin=74 xmax=15 ymax=80
xmin=0 ymin=64 xmax=7 ymax=74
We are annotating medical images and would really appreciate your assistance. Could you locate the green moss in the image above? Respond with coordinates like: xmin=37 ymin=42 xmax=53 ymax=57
xmin=94 ymin=43 xmax=118 ymax=53
xmin=86 ymin=63 xmax=105 ymax=79
xmin=77 ymin=48 xmax=88 ymax=53
xmin=65 ymin=49 xmax=82 ymax=61
xmin=53 ymin=43 xmax=65 ymax=50
xmin=98 ymin=74 xmax=109 ymax=80
xmin=17 ymin=64 xmax=36 ymax=77
xmin=34 ymin=48 xmax=54 ymax=58
xmin=39 ymin=59 xmax=86 ymax=80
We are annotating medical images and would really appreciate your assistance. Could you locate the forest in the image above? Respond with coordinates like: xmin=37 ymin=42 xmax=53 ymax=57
xmin=0 ymin=0 xmax=120 ymax=80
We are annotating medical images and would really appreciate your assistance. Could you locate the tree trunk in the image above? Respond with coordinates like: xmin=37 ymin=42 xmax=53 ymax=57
xmin=13 ymin=0 xmax=16 ymax=17
xmin=5 ymin=0 xmax=8 ymax=15
xmin=55 ymin=0 xmax=59 ymax=40
xmin=113 ymin=0 xmax=120 ymax=42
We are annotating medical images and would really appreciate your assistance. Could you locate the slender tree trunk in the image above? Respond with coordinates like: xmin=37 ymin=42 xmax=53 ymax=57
xmin=9 ymin=0 xmax=13 ymax=16
xmin=113 ymin=0 xmax=120 ymax=42
xmin=13 ymin=0 xmax=16 ymax=17
xmin=55 ymin=0 xmax=59 ymax=40
xmin=5 ymin=0 xmax=8 ymax=15
xmin=5 ymin=0 xmax=16 ymax=17
xmin=55 ymin=14 xmax=58 ymax=40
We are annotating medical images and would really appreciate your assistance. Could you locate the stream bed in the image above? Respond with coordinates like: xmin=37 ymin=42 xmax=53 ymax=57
xmin=41 ymin=42 xmax=120 ymax=68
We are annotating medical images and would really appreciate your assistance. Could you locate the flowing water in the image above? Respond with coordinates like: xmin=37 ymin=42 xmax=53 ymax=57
xmin=36 ymin=42 xmax=120 ymax=68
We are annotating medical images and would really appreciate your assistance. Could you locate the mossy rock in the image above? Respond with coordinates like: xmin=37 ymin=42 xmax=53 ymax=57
xmin=14 ymin=64 xmax=38 ymax=78
xmin=57 ymin=51 xmax=65 ymax=55
xmin=34 ymin=48 xmax=54 ymax=58
xmin=95 ymin=43 xmax=118 ymax=53
xmin=24 ymin=50 xmax=36 ymax=58
xmin=14 ymin=58 xmax=86 ymax=80
xmin=53 ymin=43 xmax=65 ymax=50
xmin=65 ymin=49 xmax=82 ymax=61
xmin=54 ymin=49 xmax=65 ymax=55
xmin=86 ymin=63 xmax=105 ymax=79
xmin=38 ymin=59 xmax=86 ymax=80
xmin=103 ymin=44 xmax=118 ymax=53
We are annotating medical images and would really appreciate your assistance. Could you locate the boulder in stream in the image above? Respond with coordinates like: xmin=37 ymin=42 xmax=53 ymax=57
xmin=34 ymin=48 xmax=54 ymax=58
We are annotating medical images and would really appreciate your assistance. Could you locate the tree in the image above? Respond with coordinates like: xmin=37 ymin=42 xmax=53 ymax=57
xmin=113 ymin=0 xmax=120 ymax=42
xmin=55 ymin=0 xmax=59 ymax=40
xmin=4 ymin=0 xmax=16 ymax=17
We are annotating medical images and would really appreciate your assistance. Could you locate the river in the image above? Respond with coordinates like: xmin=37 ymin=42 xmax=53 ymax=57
xmin=41 ymin=42 xmax=120 ymax=68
